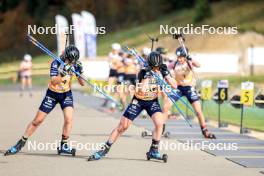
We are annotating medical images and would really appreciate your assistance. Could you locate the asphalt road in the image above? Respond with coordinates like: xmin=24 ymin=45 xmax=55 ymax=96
xmin=0 ymin=88 xmax=263 ymax=176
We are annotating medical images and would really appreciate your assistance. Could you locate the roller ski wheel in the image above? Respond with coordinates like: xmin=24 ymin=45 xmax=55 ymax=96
xmin=202 ymin=128 xmax=216 ymax=139
xmin=204 ymin=133 xmax=216 ymax=139
xmin=162 ymin=154 xmax=168 ymax=163
xmin=141 ymin=115 xmax=147 ymax=119
xmin=163 ymin=132 xmax=170 ymax=138
xmin=57 ymin=144 xmax=76 ymax=156
xmin=87 ymin=145 xmax=110 ymax=161
xmin=141 ymin=131 xmax=170 ymax=138
xmin=101 ymin=99 xmax=108 ymax=107
xmin=57 ymin=147 xmax=76 ymax=156
xmin=4 ymin=139 xmax=26 ymax=156
xmin=146 ymin=151 xmax=168 ymax=163
xmin=141 ymin=131 xmax=148 ymax=138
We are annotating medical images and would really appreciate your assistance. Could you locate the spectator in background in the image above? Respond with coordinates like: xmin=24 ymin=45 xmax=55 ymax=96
xmin=102 ymin=43 xmax=122 ymax=108
xmin=19 ymin=54 xmax=33 ymax=97
xmin=141 ymin=47 xmax=151 ymax=61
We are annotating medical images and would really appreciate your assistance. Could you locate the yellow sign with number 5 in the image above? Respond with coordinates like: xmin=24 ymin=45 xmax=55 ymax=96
xmin=240 ymin=82 xmax=254 ymax=106
xmin=201 ymin=80 xmax=212 ymax=100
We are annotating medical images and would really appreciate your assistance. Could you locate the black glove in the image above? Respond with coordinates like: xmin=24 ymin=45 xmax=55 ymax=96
xmin=144 ymin=65 xmax=151 ymax=71
xmin=159 ymin=64 xmax=170 ymax=77
xmin=186 ymin=55 xmax=192 ymax=61
xmin=75 ymin=61 xmax=84 ymax=75
xmin=144 ymin=66 xmax=152 ymax=76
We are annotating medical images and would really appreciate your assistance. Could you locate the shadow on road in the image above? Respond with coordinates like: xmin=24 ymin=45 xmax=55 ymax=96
xmin=104 ymin=157 xmax=165 ymax=163
xmin=0 ymin=150 xmax=87 ymax=159
xmin=22 ymin=152 xmax=88 ymax=159
xmin=1 ymin=149 xmax=162 ymax=163
xmin=71 ymin=133 xmax=135 ymax=138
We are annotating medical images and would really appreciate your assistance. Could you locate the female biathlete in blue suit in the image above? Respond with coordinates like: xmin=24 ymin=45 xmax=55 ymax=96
xmin=88 ymin=51 xmax=177 ymax=162
xmin=5 ymin=45 xmax=85 ymax=156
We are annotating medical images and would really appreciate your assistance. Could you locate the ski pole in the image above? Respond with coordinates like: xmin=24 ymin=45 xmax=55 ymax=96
xmin=172 ymin=33 xmax=200 ymax=81
xmin=123 ymin=46 xmax=194 ymax=127
xmin=146 ymin=34 xmax=158 ymax=51
xmin=124 ymin=46 xmax=195 ymax=113
xmin=27 ymin=35 xmax=123 ymax=110
xmin=154 ymin=76 xmax=193 ymax=127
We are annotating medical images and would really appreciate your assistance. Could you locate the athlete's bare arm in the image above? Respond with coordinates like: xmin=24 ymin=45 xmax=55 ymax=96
xmin=77 ymin=77 xmax=85 ymax=86
xmin=164 ymin=75 xmax=177 ymax=89
xmin=191 ymin=59 xmax=201 ymax=68
xmin=159 ymin=64 xmax=177 ymax=89
xmin=50 ymin=75 xmax=63 ymax=85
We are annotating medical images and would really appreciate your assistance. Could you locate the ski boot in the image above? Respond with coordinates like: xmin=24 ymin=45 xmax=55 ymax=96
xmin=202 ymin=127 xmax=216 ymax=139
xmin=57 ymin=142 xmax=76 ymax=156
xmin=4 ymin=139 xmax=26 ymax=156
xmin=146 ymin=148 xmax=167 ymax=163
xmin=88 ymin=144 xmax=110 ymax=161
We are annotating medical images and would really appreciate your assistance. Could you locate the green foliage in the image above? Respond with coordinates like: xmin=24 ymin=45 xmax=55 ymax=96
xmin=26 ymin=0 xmax=49 ymax=23
xmin=0 ymin=0 xmax=20 ymax=12
xmin=193 ymin=0 xmax=212 ymax=23
xmin=1 ymin=0 xmax=264 ymax=62
xmin=166 ymin=0 xmax=195 ymax=9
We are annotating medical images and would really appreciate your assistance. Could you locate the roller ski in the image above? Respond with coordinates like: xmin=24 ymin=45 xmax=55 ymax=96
xmin=146 ymin=148 xmax=168 ymax=163
xmin=201 ymin=127 xmax=216 ymax=139
xmin=88 ymin=143 xmax=110 ymax=161
xmin=4 ymin=138 xmax=27 ymax=156
xmin=141 ymin=124 xmax=170 ymax=138
xmin=141 ymin=131 xmax=150 ymax=137
xmin=162 ymin=124 xmax=170 ymax=138
xmin=141 ymin=131 xmax=170 ymax=138
xmin=163 ymin=131 xmax=171 ymax=138
xmin=57 ymin=142 xmax=76 ymax=156
xmin=101 ymin=99 xmax=108 ymax=107
xmin=140 ymin=110 xmax=148 ymax=119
